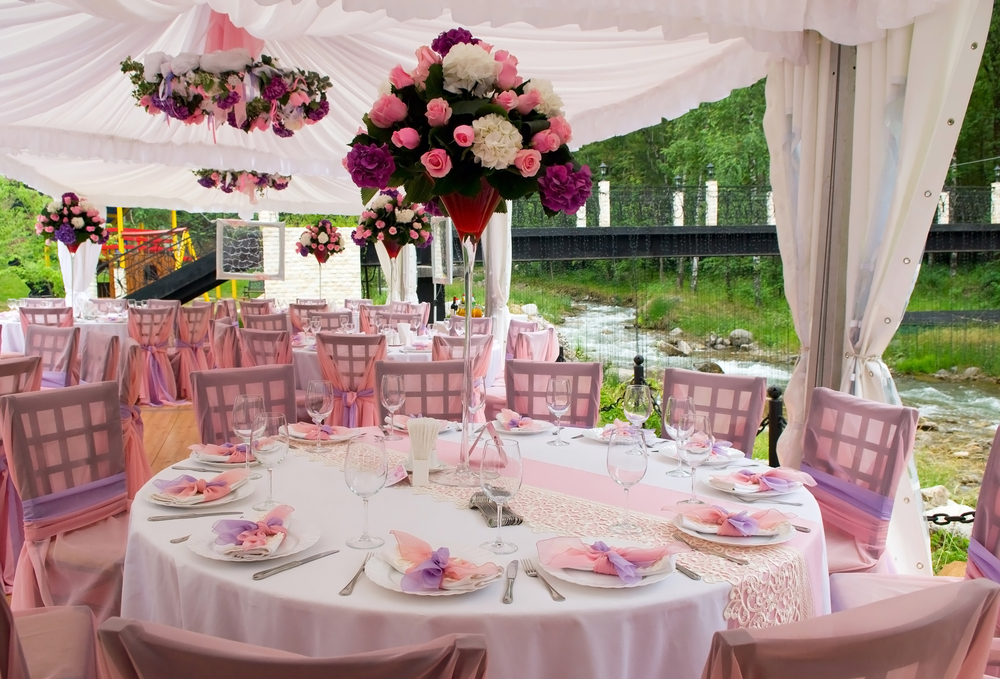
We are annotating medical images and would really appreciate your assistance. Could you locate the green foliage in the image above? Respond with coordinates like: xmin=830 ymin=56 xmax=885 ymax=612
xmin=931 ymin=531 xmax=970 ymax=574
xmin=0 ymin=178 xmax=62 ymax=295
xmin=281 ymin=214 xmax=356 ymax=231
xmin=0 ymin=270 xmax=29 ymax=300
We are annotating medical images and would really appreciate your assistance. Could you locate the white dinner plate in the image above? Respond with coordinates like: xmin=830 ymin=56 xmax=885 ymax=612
xmin=365 ymin=545 xmax=504 ymax=596
xmin=656 ymin=443 xmax=746 ymax=467
xmin=494 ymin=419 xmax=554 ymax=436
xmin=579 ymin=428 xmax=658 ymax=445
xmin=145 ymin=481 xmax=253 ymax=509
xmin=189 ymin=453 xmax=260 ymax=469
xmin=706 ymin=474 xmax=802 ymax=498
xmin=537 ymin=537 xmax=676 ymax=589
xmin=188 ymin=517 xmax=321 ymax=563
xmin=284 ymin=426 xmax=361 ymax=442
xmin=672 ymin=514 xmax=795 ymax=547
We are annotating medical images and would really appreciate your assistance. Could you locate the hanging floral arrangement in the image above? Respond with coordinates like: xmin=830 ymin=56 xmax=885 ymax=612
xmin=34 ymin=192 xmax=109 ymax=254
xmin=121 ymin=48 xmax=331 ymax=139
xmin=297 ymin=220 xmax=346 ymax=264
xmin=351 ymin=189 xmax=433 ymax=259
xmin=194 ymin=169 xmax=290 ymax=203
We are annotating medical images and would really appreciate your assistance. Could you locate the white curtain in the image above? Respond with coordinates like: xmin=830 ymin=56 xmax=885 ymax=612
xmin=482 ymin=207 xmax=512 ymax=356
xmin=57 ymin=240 xmax=102 ymax=310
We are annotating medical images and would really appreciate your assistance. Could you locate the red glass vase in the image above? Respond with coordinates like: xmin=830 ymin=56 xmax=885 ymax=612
xmin=382 ymin=240 xmax=402 ymax=259
xmin=65 ymin=242 xmax=81 ymax=254
xmin=439 ymin=180 xmax=502 ymax=244
xmin=314 ymin=249 xmax=329 ymax=264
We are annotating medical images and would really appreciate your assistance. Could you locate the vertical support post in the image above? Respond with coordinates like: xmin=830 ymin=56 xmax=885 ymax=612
xmin=231 ymin=280 xmax=238 ymax=299
xmin=171 ymin=210 xmax=181 ymax=270
xmin=673 ymin=187 xmax=684 ymax=289
xmin=214 ymin=285 xmax=222 ymax=300
xmin=576 ymin=204 xmax=587 ymax=228
xmin=598 ymin=180 xmax=610 ymax=227
xmin=991 ymin=181 xmax=1000 ymax=224
xmin=767 ymin=385 xmax=784 ymax=468
xmin=631 ymin=355 xmax=645 ymax=385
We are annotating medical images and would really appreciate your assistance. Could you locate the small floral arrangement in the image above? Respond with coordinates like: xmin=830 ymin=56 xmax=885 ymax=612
xmin=297 ymin=219 xmax=346 ymax=264
xmin=344 ymin=28 xmax=591 ymax=217
xmin=194 ymin=169 xmax=290 ymax=203
xmin=35 ymin=192 xmax=109 ymax=253
xmin=121 ymin=49 xmax=331 ymax=138
xmin=351 ymin=189 xmax=433 ymax=258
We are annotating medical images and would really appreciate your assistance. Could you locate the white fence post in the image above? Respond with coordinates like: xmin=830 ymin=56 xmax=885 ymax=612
xmin=992 ymin=182 xmax=1000 ymax=223
xmin=576 ymin=204 xmax=587 ymax=228
xmin=598 ymin=180 xmax=610 ymax=227
xmin=936 ymin=192 xmax=950 ymax=225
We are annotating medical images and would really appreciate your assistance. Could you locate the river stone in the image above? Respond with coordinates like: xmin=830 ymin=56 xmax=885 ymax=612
xmin=730 ymin=329 xmax=754 ymax=346
xmin=934 ymin=369 xmax=951 ymax=379
xmin=696 ymin=361 xmax=724 ymax=374
xmin=917 ymin=418 xmax=939 ymax=431
xmin=659 ymin=341 xmax=685 ymax=357
xmin=952 ymin=450 xmax=970 ymax=458
xmin=963 ymin=367 xmax=981 ymax=379
xmin=920 ymin=485 xmax=950 ymax=508
xmin=675 ymin=340 xmax=693 ymax=356
xmin=669 ymin=327 xmax=684 ymax=337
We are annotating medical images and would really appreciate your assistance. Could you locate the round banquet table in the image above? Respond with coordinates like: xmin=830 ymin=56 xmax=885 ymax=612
xmin=122 ymin=428 xmax=830 ymax=679
xmin=0 ymin=313 xmax=131 ymax=354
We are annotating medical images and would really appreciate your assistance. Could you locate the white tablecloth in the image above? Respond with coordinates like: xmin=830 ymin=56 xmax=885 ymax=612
xmin=122 ymin=431 xmax=829 ymax=679
xmin=0 ymin=314 xmax=131 ymax=354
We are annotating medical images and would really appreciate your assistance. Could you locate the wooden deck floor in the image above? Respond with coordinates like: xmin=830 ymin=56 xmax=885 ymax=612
xmin=141 ymin=404 xmax=201 ymax=474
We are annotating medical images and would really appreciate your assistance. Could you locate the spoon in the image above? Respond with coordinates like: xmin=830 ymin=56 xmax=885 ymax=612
xmin=170 ymin=535 xmax=191 ymax=544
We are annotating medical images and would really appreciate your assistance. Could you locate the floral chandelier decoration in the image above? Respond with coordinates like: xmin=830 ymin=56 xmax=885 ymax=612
xmin=34 ymin=192 xmax=109 ymax=254
xmin=122 ymin=49 xmax=331 ymax=138
xmin=297 ymin=219 xmax=346 ymax=264
xmin=194 ymin=169 xmax=290 ymax=203
xmin=351 ymin=189 xmax=433 ymax=259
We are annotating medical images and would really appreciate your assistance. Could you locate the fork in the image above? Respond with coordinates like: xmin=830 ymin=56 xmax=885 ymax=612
xmin=339 ymin=552 xmax=373 ymax=596
xmin=520 ymin=559 xmax=565 ymax=601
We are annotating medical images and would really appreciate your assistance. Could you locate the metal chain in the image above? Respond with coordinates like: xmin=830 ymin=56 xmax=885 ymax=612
xmin=925 ymin=511 xmax=976 ymax=526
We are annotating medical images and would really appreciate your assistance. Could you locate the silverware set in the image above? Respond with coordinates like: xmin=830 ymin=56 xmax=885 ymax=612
xmin=520 ymin=559 xmax=565 ymax=601
xmin=254 ymin=550 xmax=340 ymax=580
xmin=501 ymin=560 xmax=518 ymax=604
xmin=339 ymin=553 xmax=373 ymax=596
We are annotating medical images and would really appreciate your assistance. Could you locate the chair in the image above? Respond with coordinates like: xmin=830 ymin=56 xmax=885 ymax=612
xmin=214 ymin=299 xmax=236 ymax=321
xmin=128 ymin=307 xmax=177 ymax=406
xmin=315 ymin=334 xmax=386 ymax=428
xmin=24 ymin=325 xmax=80 ymax=389
xmin=243 ymin=313 xmax=290 ymax=333
xmin=660 ymin=368 xmax=767 ymax=457
xmin=700 ymin=579 xmax=1000 ymax=679
xmin=513 ymin=327 xmax=559 ymax=362
xmin=79 ymin=331 xmax=120 ymax=385
xmin=417 ymin=302 xmax=431 ymax=328
xmin=238 ymin=299 xmax=272 ymax=320
xmin=19 ymin=298 xmax=62 ymax=308
xmin=296 ymin=298 xmax=328 ymax=305
xmin=239 ymin=329 xmax=292 ymax=367
xmin=288 ymin=302 xmax=329 ymax=333
xmin=171 ymin=306 xmax=212 ymax=400
xmin=505 ymin=319 xmax=538 ymax=360
xmin=344 ymin=298 xmax=372 ymax=309
xmin=505 ymin=360 xmax=603 ymax=428
xmin=190 ymin=365 xmax=297 ymax=445
xmin=0 ymin=591 xmax=101 ymax=679
xmin=389 ymin=301 xmax=415 ymax=313
xmin=359 ymin=304 xmax=388 ymax=334
xmin=118 ymin=339 xmax=150 ymax=501
xmin=376 ymin=360 xmax=465 ymax=422
xmin=146 ymin=300 xmax=180 ymax=310
xmin=191 ymin=300 xmax=215 ymax=314
xmin=98 ymin=618 xmax=488 ymax=679
xmin=210 ymin=317 xmax=240 ymax=369
xmin=0 ymin=381 xmax=128 ymax=623
xmin=376 ymin=311 xmax=423 ymax=333
xmin=311 ymin=311 xmax=354 ymax=332
xmin=801 ymin=387 xmax=918 ymax=575
xmin=431 ymin=335 xmax=494 ymax=423
xmin=18 ymin=307 xmax=73 ymax=335
xmin=449 ymin=315 xmax=492 ymax=336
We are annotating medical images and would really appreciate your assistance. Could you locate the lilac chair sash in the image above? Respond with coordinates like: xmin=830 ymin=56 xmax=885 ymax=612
xmin=40 ymin=369 xmax=69 ymax=389
xmin=175 ymin=339 xmax=205 ymax=350
xmin=968 ymin=538 xmax=1000 ymax=584
xmin=121 ymin=404 xmax=144 ymax=437
xmin=333 ymin=387 xmax=373 ymax=428
xmin=801 ymin=461 xmax=894 ymax=521
xmin=21 ymin=472 xmax=127 ymax=523
xmin=142 ymin=342 xmax=173 ymax=406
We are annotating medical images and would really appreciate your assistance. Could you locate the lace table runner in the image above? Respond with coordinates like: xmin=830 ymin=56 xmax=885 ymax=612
xmin=292 ymin=441 xmax=814 ymax=628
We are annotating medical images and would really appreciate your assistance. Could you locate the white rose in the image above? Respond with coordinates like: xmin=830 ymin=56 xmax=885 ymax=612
xmin=143 ymin=52 xmax=166 ymax=82
xmin=523 ymin=79 xmax=564 ymax=117
xmin=71 ymin=217 xmax=84 ymax=228
xmin=377 ymin=79 xmax=393 ymax=96
xmin=471 ymin=113 xmax=522 ymax=170
xmin=317 ymin=232 xmax=329 ymax=244
xmin=442 ymin=43 xmax=497 ymax=97
xmin=396 ymin=209 xmax=414 ymax=224
xmin=199 ymin=48 xmax=252 ymax=75
xmin=370 ymin=194 xmax=392 ymax=210
xmin=165 ymin=52 xmax=200 ymax=76
xmin=79 ymin=201 xmax=94 ymax=212
xmin=299 ymin=233 xmax=312 ymax=246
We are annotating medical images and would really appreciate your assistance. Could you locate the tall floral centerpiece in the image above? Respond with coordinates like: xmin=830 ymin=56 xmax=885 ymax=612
xmin=352 ymin=189 xmax=433 ymax=303
xmin=296 ymin=219 xmax=346 ymax=298
xmin=35 ymin=192 xmax=110 ymax=313
xmin=345 ymin=27 xmax=591 ymax=486
xmin=195 ymin=169 xmax=290 ymax=204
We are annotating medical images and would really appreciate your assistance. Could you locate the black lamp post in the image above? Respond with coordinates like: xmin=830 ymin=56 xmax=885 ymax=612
xmin=706 ymin=163 xmax=715 ymax=179
xmin=599 ymin=162 xmax=608 ymax=179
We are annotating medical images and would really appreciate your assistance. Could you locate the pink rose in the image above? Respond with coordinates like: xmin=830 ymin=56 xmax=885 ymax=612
xmin=389 ymin=227 xmax=397 ymax=235
xmin=369 ymin=93 xmax=408 ymax=128
xmin=34 ymin=224 xmax=43 ymax=234
xmin=250 ymin=116 xmax=269 ymax=132
xmin=342 ymin=156 xmax=349 ymax=170
xmin=318 ymin=244 xmax=325 ymax=251
xmin=494 ymin=50 xmax=522 ymax=90
xmin=45 ymin=226 xmax=54 ymax=232
xmin=391 ymin=127 xmax=421 ymax=149
xmin=49 ymin=214 xmax=58 ymax=221
xmin=38 ymin=216 xmax=46 ymax=222
xmin=377 ymin=232 xmax=385 ymax=241
xmin=211 ymin=172 xmax=220 ymax=180
xmin=478 ymin=41 xmax=494 ymax=53
xmin=411 ymin=46 xmax=442 ymax=87
xmin=90 ymin=234 xmax=98 ymax=242
xmin=70 ymin=206 xmax=81 ymax=215
xmin=421 ymin=149 xmax=453 ymax=178
xmin=376 ymin=220 xmax=385 ymax=228
xmin=531 ymin=130 xmax=561 ymax=154
xmin=548 ymin=116 xmax=573 ymax=145
xmin=493 ymin=91 xmax=518 ymax=112
xmin=516 ymin=89 xmax=543 ymax=115
xmin=63 ymin=196 xmax=72 ymax=205
xmin=513 ymin=149 xmax=542 ymax=177
xmin=410 ymin=230 xmax=419 ymax=239
xmin=287 ymin=90 xmax=311 ymax=108
xmin=424 ymin=98 xmax=452 ymax=127
xmin=389 ymin=64 xmax=414 ymax=89
xmin=453 ymin=125 xmax=474 ymax=147
xmin=86 ymin=226 xmax=95 ymax=232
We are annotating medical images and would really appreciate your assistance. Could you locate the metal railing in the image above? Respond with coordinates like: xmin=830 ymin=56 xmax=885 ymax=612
xmin=97 ymin=221 xmax=216 ymax=298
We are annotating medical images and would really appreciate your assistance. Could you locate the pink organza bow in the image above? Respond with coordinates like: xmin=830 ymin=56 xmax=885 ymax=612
xmin=289 ymin=423 xmax=352 ymax=440
xmin=536 ymin=536 xmax=685 ymax=584
xmin=391 ymin=530 xmax=501 ymax=592
xmin=497 ymin=408 xmax=534 ymax=430
xmin=213 ymin=505 xmax=293 ymax=548
xmin=152 ymin=469 xmax=248 ymax=502
xmin=681 ymin=506 xmax=789 ymax=537
xmin=188 ymin=442 xmax=253 ymax=464
xmin=601 ymin=418 xmax=634 ymax=438
xmin=720 ymin=467 xmax=816 ymax=493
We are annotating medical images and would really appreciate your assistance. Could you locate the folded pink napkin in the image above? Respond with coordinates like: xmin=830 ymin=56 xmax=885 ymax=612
xmin=188 ymin=442 xmax=254 ymax=464
xmin=288 ymin=423 xmax=353 ymax=440
xmin=718 ymin=467 xmax=816 ymax=494
xmin=497 ymin=409 xmax=536 ymax=430
xmin=212 ymin=505 xmax=294 ymax=558
xmin=151 ymin=469 xmax=248 ymax=504
xmin=680 ymin=506 xmax=789 ymax=537
xmin=390 ymin=530 xmax=502 ymax=592
xmin=537 ymin=536 xmax=685 ymax=584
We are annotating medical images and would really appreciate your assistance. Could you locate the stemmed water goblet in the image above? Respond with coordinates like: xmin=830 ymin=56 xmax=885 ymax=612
xmin=6 ymin=299 xmax=17 ymax=314
xmin=232 ymin=394 xmax=264 ymax=480
xmin=305 ymin=380 xmax=334 ymax=452
xmin=546 ymin=377 xmax=571 ymax=446
xmin=664 ymin=396 xmax=696 ymax=478
xmin=250 ymin=413 xmax=289 ymax=511
xmin=344 ymin=436 xmax=388 ymax=549
xmin=479 ymin=439 xmax=523 ymax=554
xmin=309 ymin=316 xmax=322 ymax=338
xmin=380 ymin=374 xmax=405 ymax=441
xmin=623 ymin=384 xmax=653 ymax=447
xmin=606 ymin=430 xmax=648 ymax=534
xmin=677 ymin=413 xmax=714 ymax=505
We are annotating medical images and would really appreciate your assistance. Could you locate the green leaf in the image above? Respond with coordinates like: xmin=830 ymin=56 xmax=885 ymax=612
xmin=360 ymin=188 xmax=378 ymax=205
xmin=487 ymin=170 xmax=537 ymax=201
xmin=363 ymin=115 xmax=393 ymax=144
xmin=423 ymin=64 xmax=445 ymax=100
xmin=405 ymin=173 xmax=434 ymax=204
xmin=475 ymin=103 xmax=508 ymax=119
xmin=520 ymin=119 xmax=551 ymax=139
xmin=451 ymin=99 xmax=493 ymax=116
xmin=494 ymin=200 xmax=507 ymax=214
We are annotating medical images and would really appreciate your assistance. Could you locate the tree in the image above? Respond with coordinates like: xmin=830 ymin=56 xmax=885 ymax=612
xmin=0 ymin=178 xmax=63 ymax=295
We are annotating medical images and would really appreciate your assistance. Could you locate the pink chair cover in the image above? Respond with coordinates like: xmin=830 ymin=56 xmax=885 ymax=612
xmin=311 ymin=311 xmax=354 ymax=331
xmin=513 ymin=327 xmax=558 ymax=362
xmin=505 ymin=360 xmax=603 ymax=428
xmin=24 ymin=325 xmax=81 ymax=389
xmin=505 ymin=320 xmax=538 ymax=360
xmin=0 ymin=357 xmax=42 ymax=396
xmin=214 ymin=299 xmax=236 ymax=321
xmin=0 ymin=590 xmax=101 ymax=679
xmin=375 ymin=359 xmax=465 ymax=422
xmin=296 ymin=298 xmax=328 ymax=305
xmin=431 ymin=335 xmax=493 ymax=423
xmin=0 ymin=381 xmax=128 ymax=623
xmin=288 ymin=303 xmax=329 ymax=333
xmin=701 ymin=579 xmax=1000 ymax=679
xmin=210 ymin=317 xmax=240 ymax=369
xmin=79 ymin=331 xmax=120 ymax=384
xmin=99 ymin=617 xmax=487 ymax=679
xmin=146 ymin=300 xmax=179 ymax=310
xmin=128 ymin=308 xmax=177 ymax=406
xmin=359 ymin=305 xmax=389 ymax=334
xmin=376 ymin=311 xmax=423 ymax=332
xmin=19 ymin=298 xmax=61 ymax=308
xmin=449 ymin=316 xmax=492 ymax=336
xmin=243 ymin=313 xmax=290 ymax=333
xmin=238 ymin=299 xmax=272 ymax=321
xmin=117 ymin=339 xmax=150 ymax=503
xmin=315 ymin=334 xmax=386 ymax=428
xmin=238 ymin=329 xmax=292 ymax=367
xmin=344 ymin=298 xmax=372 ymax=309
xmin=660 ymin=368 xmax=767 ymax=457
xmin=18 ymin=307 xmax=73 ymax=336
xmin=390 ymin=301 xmax=415 ymax=313
xmin=801 ymin=387 xmax=917 ymax=575
xmin=171 ymin=306 xmax=212 ymax=400
xmin=190 ymin=365 xmax=297 ymax=445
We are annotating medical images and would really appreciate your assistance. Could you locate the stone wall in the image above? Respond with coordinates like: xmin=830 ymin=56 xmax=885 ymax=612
xmin=262 ymin=225 xmax=362 ymax=305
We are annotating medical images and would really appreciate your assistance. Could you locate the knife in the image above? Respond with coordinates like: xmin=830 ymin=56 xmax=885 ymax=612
xmin=147 ymin=511 xmax=243 ymax=522
xmin=675 ymin=564 xmax=701 ymax=580
xmin=501 ymin=560 xmax=518 ymax=604
xmin=171 ymin=465 xmax=220 ymax=473
xmin=253 ymin=550 xmax=340 ymax=580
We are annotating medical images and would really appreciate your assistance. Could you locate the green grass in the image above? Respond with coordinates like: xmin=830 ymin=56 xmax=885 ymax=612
xmin=888 ymin=325 xmax=1000 ymax=375
xmin=931 ymin=531 xmax=970 ymax=574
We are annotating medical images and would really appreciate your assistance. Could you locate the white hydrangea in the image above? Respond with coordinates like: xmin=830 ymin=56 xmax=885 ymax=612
xmin=523 ymin=79 xmax=564 ymax=117
xmin=46 ymin=201 xmax=60 ymax=213
xmin=79 ymin=201 xmax=95 ymax=212
xmin=143 ymin=52 xmax=166 ymax=82
xmin=299 ymin=233 xmax=312 ymax=246
xmin=442 ymin=43 xmax=497 ymax=97
xmin=370 ymin=194 xmax=392 ymax=210
xmin=396 ymin=209 xmax=414 ymax=224
xmin=317 ymin=232 xmax=329 ymax=244
xmin=377 ymin=79 xmax=393 ymax=96
xmin=471 ymin=113 xmax=522 ymax=170
xmin=71 ymin=217 xmax=84 ymax=228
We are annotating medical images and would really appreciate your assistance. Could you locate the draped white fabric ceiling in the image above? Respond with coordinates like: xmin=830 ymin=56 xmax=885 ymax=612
xmin=0 ymin=0 xmax=952 ymax=213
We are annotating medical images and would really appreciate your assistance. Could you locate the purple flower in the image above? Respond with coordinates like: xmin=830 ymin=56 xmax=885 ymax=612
xmin=431 ymin=28 xmax=480 ymax=56
xmin=273 ymin=178 xmax=289 ymax=190
xmin=538 ymin=163 xmax=592 ymax=215
xmin=272 ymin=120 xmax=294 ymax=138
xmin=422 ymin=197 xmax=443 ymax=217
xmin=62 ymin=192 xmax=78 ymax=204
xmin=255 ymin=174 xmax=270 ymax=187
xmin=216 ymin=88 xmax=241 ymax=110
xmin=197 ymin=176 xmax=216 ymax=188
xmin=151 ymin=94 xmax=188 ymax=121
xmin=345 ymin=143 xmax=395 ymax=189
xmin=350 ymin=229 xmax=367 ymax=247
xmin=262 ymin=76 xmax=288 ymax=102
xmin=220 ymin=180 xmax=235 ymax=194
xmin=54 ymin=223 xmax=76 ymax=246
xmin=380 ymin=188 xmax=400 ymax=200
xmin=400 ymin=547 xmax=450 ymax=592
xmin=307 ymin=99 xmax=329 ymax=122
xmin=417 ymin=232 xmax=433 ymax=248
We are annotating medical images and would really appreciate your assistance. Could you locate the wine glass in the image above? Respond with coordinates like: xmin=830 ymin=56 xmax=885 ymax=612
xmin=250 ymin=413 xmax=289 ymax=511
xmin=479 ymin=439 xmax=522 ymax=554
xmin=623 ymin=384 xmax=653 ymax=432
xmin=232 ymin=394 xmax=264 ymax=480
xmin=606 ymin=430 xmax=648 ymax=534
xmin=6 ymin=299 xmax=17 ymax=313
xmin=380 ymin=374 xmax=405 ymax=441
xmin=305 ymin=380 xmax=335 ymax=452
xmin=468 ymin=379 xmax=486 ymax=423
xmin=677 ymin=413 xmax=714 ymax=505
xmin=309 ymin=316 xmax=322 ymax=337
xmin=546 ymin=377 xmax=571 ymax=447
xmin=343 ymin=318 xmax=355 ymax=334
xmin=664 ymin=396 xmax=696 ymax=478
xmin=344 ymin=437 xmax=388 ymax=549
